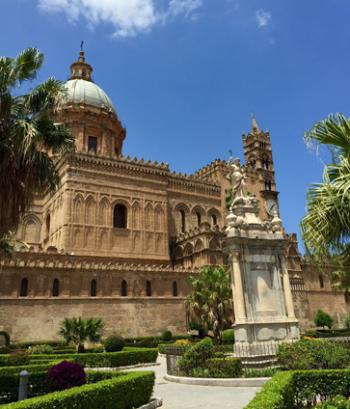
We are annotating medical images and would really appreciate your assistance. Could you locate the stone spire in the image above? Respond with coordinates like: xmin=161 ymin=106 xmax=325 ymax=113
xmin=70 ymin=43 xmax=93 ymax=81
xmin=251 ymin=114 xmax=260 ymax=135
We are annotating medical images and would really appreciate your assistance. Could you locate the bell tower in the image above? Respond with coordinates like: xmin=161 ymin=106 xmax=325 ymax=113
xmin=242 ymin=117 xmax=279 ymax=221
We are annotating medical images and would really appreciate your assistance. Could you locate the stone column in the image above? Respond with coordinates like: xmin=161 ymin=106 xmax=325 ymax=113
xmin=231 ymin=252 xmax=247 ymax=321
xmin=280 ymin=255 xmax=296 ymax=319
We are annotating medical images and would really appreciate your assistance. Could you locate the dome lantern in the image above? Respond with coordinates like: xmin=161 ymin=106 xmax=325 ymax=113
xmin=70 ymin=46 xmax=93 ymax=81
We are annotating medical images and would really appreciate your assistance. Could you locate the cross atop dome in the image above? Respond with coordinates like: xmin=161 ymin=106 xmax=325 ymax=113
xmin=70 ymin=43 xmax=93 ymax=81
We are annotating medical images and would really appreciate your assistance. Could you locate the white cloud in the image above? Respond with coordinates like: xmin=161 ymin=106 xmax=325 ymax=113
xmin=38 ymin=0 xmax=203 ymax=38
xmin=255 ymin=9 xmax=271 ymax=28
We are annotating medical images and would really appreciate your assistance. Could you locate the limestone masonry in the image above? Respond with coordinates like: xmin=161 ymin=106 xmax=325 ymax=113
xmin=0 ymin=52 xmax=349 ymax=341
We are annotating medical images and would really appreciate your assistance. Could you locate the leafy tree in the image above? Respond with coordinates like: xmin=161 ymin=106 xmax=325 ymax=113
xmin=185 ymin=266 xmax=232 ymax=343
xmin=343 ymin=315 xmax=350 ymax=329
xmin=301 ymin=114 xmax=350 ymax=287
xmin=59 ymin=317 xmax=104 ymax=353
xmin=0 ymin=47 xmax=74 ymax=239
xmin=314 ymin=309 xmax=333 ymax=329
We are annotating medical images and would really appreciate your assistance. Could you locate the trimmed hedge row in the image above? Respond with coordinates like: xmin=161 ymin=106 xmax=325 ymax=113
xmin=0 ymin=348 xmax=158 ymax=368
xmin=37 ymin=349 xmax=158 ymax=368
xmin=245 ymin=369 xmax=350 ymax=409
xmin=1 ymin=370 xmax=155 ymax=409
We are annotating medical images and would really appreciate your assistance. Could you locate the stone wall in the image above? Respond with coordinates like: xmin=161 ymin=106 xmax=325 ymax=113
xmin=0 ymin=297 xmax=187 ymax=342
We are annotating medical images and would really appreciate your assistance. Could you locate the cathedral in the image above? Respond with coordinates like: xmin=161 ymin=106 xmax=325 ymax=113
xmin=0 ymin=51 xmax=349 ymax=342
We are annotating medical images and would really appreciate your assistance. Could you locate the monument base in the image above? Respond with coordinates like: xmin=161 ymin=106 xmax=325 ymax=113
xmin=233 ymin=319 xmax=300 ymax=368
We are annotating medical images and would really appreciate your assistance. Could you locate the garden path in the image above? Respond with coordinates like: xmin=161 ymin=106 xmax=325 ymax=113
xmin=129 ymin=356 xmax=260 ymax=409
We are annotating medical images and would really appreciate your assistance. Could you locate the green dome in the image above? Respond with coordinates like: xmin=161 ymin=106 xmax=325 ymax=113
xmin=64 ymin=79 xmax=115 ymax=113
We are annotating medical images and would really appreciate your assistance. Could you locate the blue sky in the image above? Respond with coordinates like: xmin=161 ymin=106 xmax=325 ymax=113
xmin=1 ymin=0 xmax=349 ymax=248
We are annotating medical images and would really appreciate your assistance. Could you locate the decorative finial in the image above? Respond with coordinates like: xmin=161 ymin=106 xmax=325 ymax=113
xmin=80 ymin=40 xmax=84 ymax=52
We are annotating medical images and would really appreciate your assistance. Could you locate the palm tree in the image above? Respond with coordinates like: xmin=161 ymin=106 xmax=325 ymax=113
xmin=0 ymin=47 xmax=74 ymax=238
xmin=301 ymin=114 xmax=350 ymax=286
xmin=186 ymin=266 xmax=232 ymax=343
xmin=59 ymin=317 xmax=104 ymax=353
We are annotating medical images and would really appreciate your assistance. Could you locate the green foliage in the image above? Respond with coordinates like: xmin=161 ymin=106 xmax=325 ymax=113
xmin=0 ymin=351 xmax=30 ymax=367
xmin=277 ymin=339 xmax=350 ymax=370
xmin=161 ymin=330 xmax=172 ymax=341
xmin=27 ymin=349 xmax=157 ymax=368
xmin=206 ymin=358 xmax=242 ymax=378
xmin=0 ymin=370 xmax=154 ymax=409
xmin=58 ymin=317 xmax=104 ymax=352
xmin=103 ymin=336 xmax=125 ymax=352
xmin=28 ymin=344 xmax=54 ymax=355
xmin=244 ymin=372 xmax=294 ymax=409
xmin=221 ymin=329 xmax=235 ymax=344
xmin=0 ymin=331 xmax=10 ymax=346
xmin=301 ymin=114 xmax=350 ymax=283
xmin=315 ymin=310 xmax=334 ymax=329
xmin=317 ymin=396 xmax=350 ymax=409
xmin=245 ymin=370 xmax=350 ymax=409
xmin=243 ymin=367 xmax=278 ymax=378
xmin=186 ymin=266 xmax=232 ymax=342
xmin=178 ymin=338 xmax=214 ymax=375
xmin=343 ymin=315 xmax=350 ymax=329
xmin=0 ymin=47 xmax=74 ymax=237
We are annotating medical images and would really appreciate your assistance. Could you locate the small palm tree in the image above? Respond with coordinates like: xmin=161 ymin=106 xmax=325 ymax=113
xmin=59 ymin=317 xmax=104 ymax=353
xmin=186 ymin=266 xmax=232 ymax=343
xmin=0 ymin=47 xmax=74 ymax=238
xmin=301 ymin=114 xmax=350 ymax=285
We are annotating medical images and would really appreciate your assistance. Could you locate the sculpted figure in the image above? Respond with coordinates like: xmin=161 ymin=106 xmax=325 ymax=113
xmin=227 ymin=158 xmax=247 ymax=202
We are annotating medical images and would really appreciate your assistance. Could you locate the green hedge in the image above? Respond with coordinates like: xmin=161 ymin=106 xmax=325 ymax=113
xmin=25 ymin=348 xmax=158 ymax=368
xmin=206 ymin=358 xmax=242 ymax=378
xmin=1 ymin=371 xmax=155 ymax=409
xmin=245 ymin=370 xmax=350 ymax=409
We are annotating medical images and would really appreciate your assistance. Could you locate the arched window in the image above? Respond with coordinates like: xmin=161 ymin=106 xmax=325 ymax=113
xmin=262 ymin=158 xmax=270 ymax=170
xmin=146 ymin=280 xmax=152 ymax=297
xmin=121 ymin=280 xmax=128 ymax=297
xmin=20 ymin=278 xmax=28 ymax=297
xmin=52 ymin=279 xmax=60 ymax=297
xmin=113 ymin=204 xmax=127 ymax=228
xmin=265 ymin=180 xmax=272 ymax=191
xmin=319 ymin=274 xmax=324 ymax=289
xmin=211 ymin=214 xmax=217 ymax=226
xmin=46 ymin=214 xmax=51 ymax=236
xmin=251 ymin=159 xmax=256 ymax=169
xmin=180 ymin=210 xmax=186 ymax=233
xmin=88 ymin=136 xmax=97 ymax=153
xmin=172 ymin=281 xmax=178 ymax=297
xmin=90 ymin=279 xmax=97 ymax=297
xmin=196 ymin=212 xmax=201 ymax=227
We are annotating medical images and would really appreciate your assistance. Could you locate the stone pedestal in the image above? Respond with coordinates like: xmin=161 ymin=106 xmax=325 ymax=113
xmin=224 ymin=195 xmax=299 ymax=366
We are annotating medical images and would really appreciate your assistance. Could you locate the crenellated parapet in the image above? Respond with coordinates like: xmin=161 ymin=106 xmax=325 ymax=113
xmin=194 ymin=159 xmax=229 ymax=181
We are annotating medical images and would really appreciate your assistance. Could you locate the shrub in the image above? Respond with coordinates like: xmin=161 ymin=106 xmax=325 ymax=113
xmin=344 ymin=315 xmax=350 ymax=329
xmin=277 ymin=339 xmax=350 ymax=370
xmin=161 ymin=330 xmax=172 ymax=341
xmin=29 ymin=344 xmax=54 ymax=355
xmin=104 ymin=336 xmax=125 ymax=352
xmin=0 ymin=371 xmax=155 ymax=409
xmin=178 ymin=338 xmax=214 ymax=375
xmin=47 ymin=361 xmax=86 ymax=392
xmin=315 ymin=309 xmax=333 ymax=329
xmin=206 ymin=358 xmax=242 ymax=378
xmin=174 ymin=339 xmax=192 ymax=346
xmin=221 ymin=329 xmax=235 ymax=344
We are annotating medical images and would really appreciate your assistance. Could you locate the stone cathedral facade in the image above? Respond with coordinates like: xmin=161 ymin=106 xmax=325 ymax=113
xmin=0 ymin=52 xmax=349 ymax=341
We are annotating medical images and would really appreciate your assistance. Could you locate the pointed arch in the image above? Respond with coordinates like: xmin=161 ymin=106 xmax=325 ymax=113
xmin=209 ymin=237 xmax=220 ymax=251
xmin=99 ymin=198 xmax=110 ymax=226
xmin=73 ymin=194 xmax=84 ymax=224
xmin=184 ymin=242 xmax=194 ymax=256
xmin=132 ymin=202 xmax=141 ymax=230
xmin=85 ymin=196 xmax=96 ymax=224
xmin=194 ymin=239 xmax=204 ymax=252
xmin=154 ymin=204 xmax=164 ymax=232
xmin=144 ymin=203 xmax=153 ymax=231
